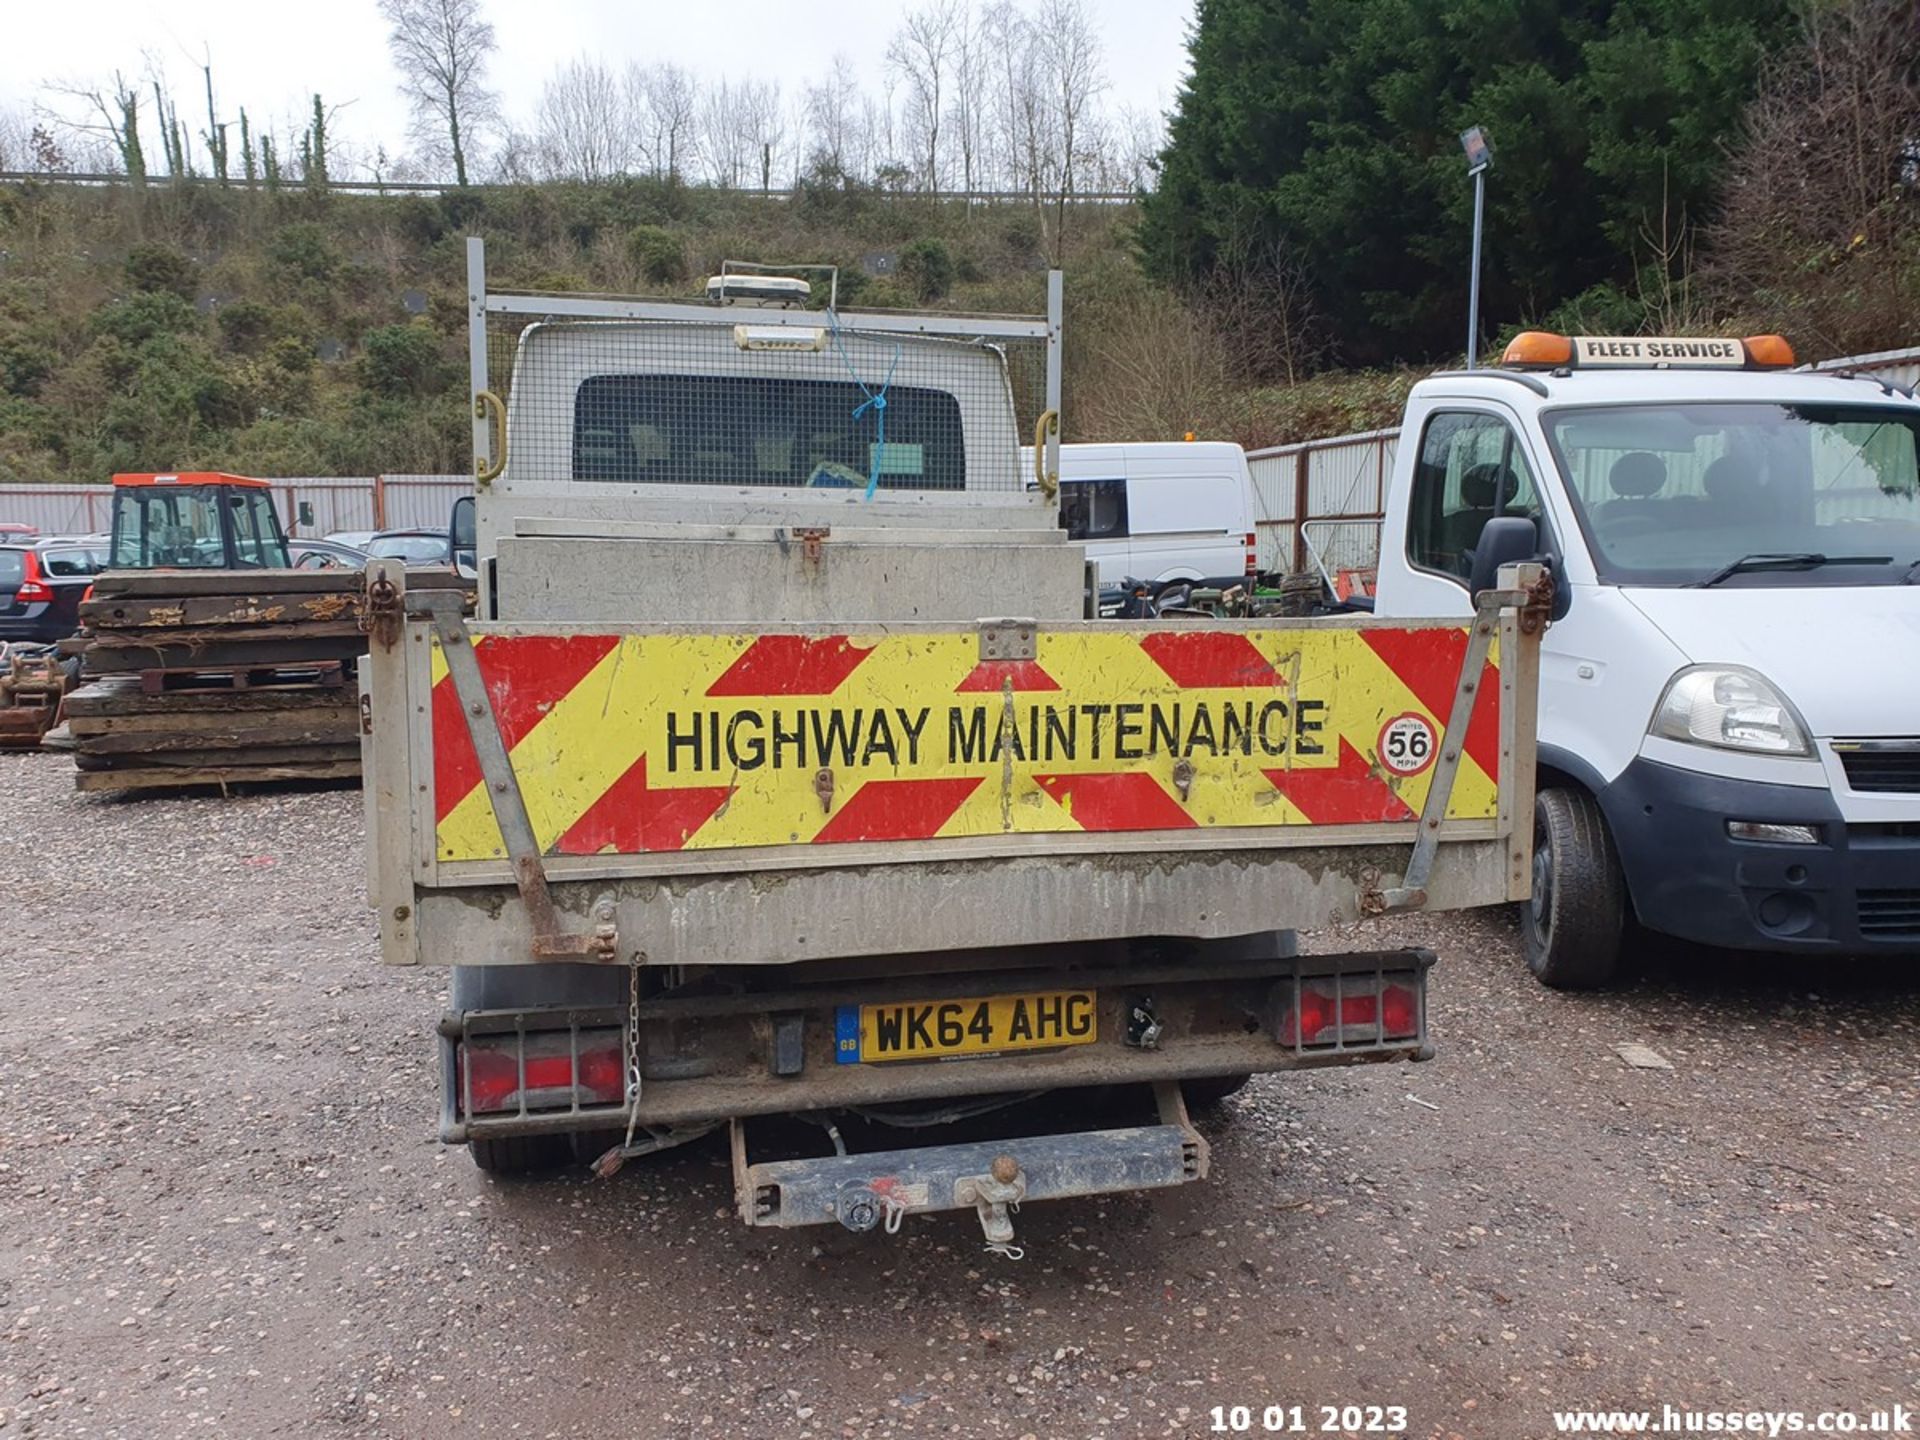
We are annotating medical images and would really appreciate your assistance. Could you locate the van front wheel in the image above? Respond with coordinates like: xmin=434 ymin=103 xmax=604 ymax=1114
xmin=1521 ymin=787 xmax=1626 ymax=990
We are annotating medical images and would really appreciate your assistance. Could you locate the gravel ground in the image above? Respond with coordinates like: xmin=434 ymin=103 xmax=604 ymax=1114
xmin=0 ymin=749 xmax=1915 ymax=1440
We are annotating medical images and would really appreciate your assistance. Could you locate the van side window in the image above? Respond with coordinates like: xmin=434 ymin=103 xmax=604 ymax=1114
xmin=1059 ymin=478 xmax=1128 ymax=540
xmin=1406 ymin=411 xmax=1540 ymax=582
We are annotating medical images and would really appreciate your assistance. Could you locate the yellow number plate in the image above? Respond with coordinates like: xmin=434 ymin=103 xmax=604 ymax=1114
xmin=836 ymin=990 xmax=1098 ymax=1064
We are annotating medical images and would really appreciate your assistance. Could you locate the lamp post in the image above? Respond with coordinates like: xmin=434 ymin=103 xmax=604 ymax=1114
xmin=1460 ymin=125 xmax=1492 ymax=369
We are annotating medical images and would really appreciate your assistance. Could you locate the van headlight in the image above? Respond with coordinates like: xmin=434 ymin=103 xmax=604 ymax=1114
xmin=1650 ymin=666 xmax=1810 ymax=756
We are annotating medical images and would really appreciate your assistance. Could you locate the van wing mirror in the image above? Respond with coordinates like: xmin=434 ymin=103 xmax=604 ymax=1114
xmin=449 ymin=494 xmax=476 ymax=561
xmin=1467 ymin=515 xmax=1540 ymax=599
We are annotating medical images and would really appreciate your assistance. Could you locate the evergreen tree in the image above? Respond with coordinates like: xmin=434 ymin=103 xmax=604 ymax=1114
xmin=1139 ymin=0 xmax=1792 ymax=363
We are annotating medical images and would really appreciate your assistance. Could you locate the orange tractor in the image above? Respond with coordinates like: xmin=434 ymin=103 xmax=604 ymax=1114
xmin=106 ymin=472 xmax=292 ymax=571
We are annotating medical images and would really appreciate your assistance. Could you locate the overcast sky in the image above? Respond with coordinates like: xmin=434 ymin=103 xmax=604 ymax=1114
xmin=5 ymin=0 xmax=1196 ymax=176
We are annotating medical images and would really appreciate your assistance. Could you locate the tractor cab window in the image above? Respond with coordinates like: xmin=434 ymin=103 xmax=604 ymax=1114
xmin=228 ymin=490 xmax=289 ymax=567
xmin=113 ymin=488 xmax=225 ymax=568
xmin=109 ymin=485 xmax=290 ymax=569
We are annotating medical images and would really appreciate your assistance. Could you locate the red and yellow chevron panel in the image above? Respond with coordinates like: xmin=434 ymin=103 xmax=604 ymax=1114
xmin=427 ymin=625 xmax=1502 ymax=863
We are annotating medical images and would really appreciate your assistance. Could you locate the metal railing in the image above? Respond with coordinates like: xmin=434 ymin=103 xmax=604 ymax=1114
xmin=0 ymin=475 xmax=470 ymax=538
xmin=0 ymin=169 xmax=1139 ymax=205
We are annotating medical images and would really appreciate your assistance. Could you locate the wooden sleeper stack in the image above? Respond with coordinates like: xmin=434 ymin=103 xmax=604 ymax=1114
xmin=65 ymin=568 xmax=468 ymax=794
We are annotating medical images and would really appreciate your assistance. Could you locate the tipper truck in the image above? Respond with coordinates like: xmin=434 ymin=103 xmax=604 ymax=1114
xmin=358 ymin=240 xmax=1547 ymax=1250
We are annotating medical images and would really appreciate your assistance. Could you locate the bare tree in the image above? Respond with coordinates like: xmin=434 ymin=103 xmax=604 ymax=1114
xmin=633 ymin=62 xmax=699 ymax=180
xmin=44 ymin=71 xmax=148 ymax=185
xmin=198 ymin=51 xmax=230 ymax=184
xmin=698 ymin=78 xmax=747 ymax=187
xmin=487 ymin=126 xmax=541 ymax=184
xmin=981 ymin=3 xmax=1050 ymax=200
xmin=1106 ymin=101 xmax=1165 ymax=192
xmin=861 ymin=89 xmax=893 ymax=180
xmin=1037 ymin=0 xmax=1104 ymax=239
xmin=0 ymin=109 xmax=29 ymax=171
xmin=535 ymin=58 xmax=635 ymax=180
xmin=803 ymin=56 xmax=865 ymax=174
xmin=736 ymin=79 xmax=785 ymax=191
xmin=949 ymin=6 xmax=989 ymax=195
xmin=887 ymin=1 xmax=960 ymax=190
xmin=379 ymin=0 xmax=498 ymax=186
xmin=1708 ymin=0 xmax=1920 ymax=355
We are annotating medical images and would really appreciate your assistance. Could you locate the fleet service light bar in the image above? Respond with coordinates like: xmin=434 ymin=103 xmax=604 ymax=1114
xmin=1501 ymin=332 xmax=1794 ymax=371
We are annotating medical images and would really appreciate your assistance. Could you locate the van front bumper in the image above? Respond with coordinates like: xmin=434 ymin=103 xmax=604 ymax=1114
xmin=1600 ymin=757 xmax=1920 ymax=953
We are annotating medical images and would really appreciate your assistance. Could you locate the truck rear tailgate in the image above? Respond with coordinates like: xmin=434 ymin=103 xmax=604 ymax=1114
xmin=363 ymin=566 xmax=1541 ymax=968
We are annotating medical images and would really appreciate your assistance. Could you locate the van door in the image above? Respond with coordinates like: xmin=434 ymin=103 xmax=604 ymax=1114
xmin=1122 ymin=455 xmax=1245 ymax=581
xmin=1058 ymin=473 xmax=1130 ymax=583
xmin=1392 ymin=407 xmax=1549 ymax=617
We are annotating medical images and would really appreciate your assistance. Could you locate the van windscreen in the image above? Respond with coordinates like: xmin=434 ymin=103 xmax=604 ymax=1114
xmin=1542 ymin=401 xmax=1920 ymax=586
xmin=573 ymin=374 xmax=966 ymax=490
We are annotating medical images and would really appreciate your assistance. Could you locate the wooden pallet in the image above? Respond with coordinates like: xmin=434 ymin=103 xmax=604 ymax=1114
xmin=129 ymin=661 xmax=350 ymax=694
xmin=64 ymin=681 xmax=358 ymax=718
xmin=85 ymin=567 xmax=468 ymax=600
xmin=83 ymin=635 xmax=365 ymax=676
xmin=76 ymin=742 xmax=361 ymax=770
xmin=75 ymin=759 xmax=363 ymax=793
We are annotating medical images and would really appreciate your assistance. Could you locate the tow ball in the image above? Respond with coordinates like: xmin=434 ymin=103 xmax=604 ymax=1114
xmin=955 ymin=1154 xmax=1027 ymax=1252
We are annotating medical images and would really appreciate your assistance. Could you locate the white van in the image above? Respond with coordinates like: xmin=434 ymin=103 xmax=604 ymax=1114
xmin=1034 ymin=441 xmax=1259 ymax=584
xmin=1371 ymin=332 xmax=1920 ymax=986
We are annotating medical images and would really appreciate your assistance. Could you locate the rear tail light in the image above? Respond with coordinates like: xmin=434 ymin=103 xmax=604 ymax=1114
xmin=14 ymin=552 xmax=54 ymax=605
xmin=1277 ymin=976 xmax=1422 ymax=1048
xmin=457 ymin=1030 xmax=625 ymax=1115
xmin=1244 ymin=531 xmax=1259 ymax=577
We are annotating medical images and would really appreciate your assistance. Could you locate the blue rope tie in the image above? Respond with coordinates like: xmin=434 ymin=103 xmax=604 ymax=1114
xmin=826 ymin=308 xmax=902 ymax=499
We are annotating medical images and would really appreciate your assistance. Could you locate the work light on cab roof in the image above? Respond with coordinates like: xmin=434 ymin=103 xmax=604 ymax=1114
xmin=1500 ymin=332 xmax=1795 ymax=371
xmin=704 ymin=272 xmax=812 ymax=307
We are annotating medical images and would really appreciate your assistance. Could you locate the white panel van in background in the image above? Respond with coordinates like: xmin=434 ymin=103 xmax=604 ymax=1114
xmin=1029 ymin=441 xmax=1260 ymax=584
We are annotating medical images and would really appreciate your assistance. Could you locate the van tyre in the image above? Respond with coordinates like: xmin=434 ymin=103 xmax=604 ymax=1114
xmin=469 ymin=1134 xmax=571 ymax=1175
xmin=1522 ymin=787 xmax=1626 ymax=990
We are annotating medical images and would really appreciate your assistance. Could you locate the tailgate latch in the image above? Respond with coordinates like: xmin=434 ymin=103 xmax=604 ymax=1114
xmin=793 ymin=525 xmax=829 ymax=563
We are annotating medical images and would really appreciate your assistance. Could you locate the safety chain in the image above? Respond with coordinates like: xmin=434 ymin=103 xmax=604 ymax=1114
xmin=620 ymin=960 xmax=643 ymax=1151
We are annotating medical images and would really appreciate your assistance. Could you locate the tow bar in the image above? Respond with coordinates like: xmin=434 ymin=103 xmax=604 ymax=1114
xmin=731 ymin=1083 xmax=1207 ymax=1257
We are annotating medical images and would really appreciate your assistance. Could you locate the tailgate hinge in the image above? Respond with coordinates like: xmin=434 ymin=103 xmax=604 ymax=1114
xmin=424 ymin=593 xmax=621 ymax=962
xmin=1371 ymin=562 xmax=1542 ymax=912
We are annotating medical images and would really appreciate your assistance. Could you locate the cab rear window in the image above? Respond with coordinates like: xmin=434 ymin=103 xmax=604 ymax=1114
xmin=0 ymin=549 xmax=24 ymax=587
xmin=573 ymin=374 xmax=966 ymax=490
